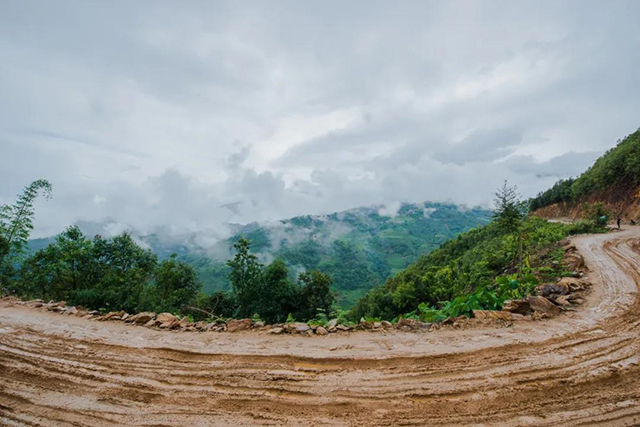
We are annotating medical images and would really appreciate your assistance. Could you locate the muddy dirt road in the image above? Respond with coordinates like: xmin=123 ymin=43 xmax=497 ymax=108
xmin=1 ymin=228 xmax=640 ymax=426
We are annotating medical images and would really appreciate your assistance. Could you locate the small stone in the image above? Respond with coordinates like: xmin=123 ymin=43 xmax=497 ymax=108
xmin=356 ymin=321 xmax=373 ymax=330
xmin=315 ymin=326 xmax=328 ymax=335
xmin=472 ymin=310 xmax=513 ymax=321
xmin=227 ymin=318 xmax=252 ymax=332
xmin=130 ymin=312 xmax=155 ymax=324
xmin=537 ymin=283 xmax=569 ymax=297
xmin=121 ymin=313 xmax=130 ymax=321
xmin=268 ymin=327 xmax=284 ymax=334
xmin=194 ymin=321 xmax=207 ymax=330
xmin=381 ymin=320 xmax=392 ymax=328
xmin=292 ymin=322 xmax=310 ymax=333
xmin=528 ymin=296 xmax=561 ymax=317
xmin=373 ymin=322 xmax=382 ymax=329
xmin=103 ymin=311 xmax=120 ymax=320
xmin=156 ymin=313 xmax=177 ymax=324
xmin=326 ymin=319 xmax=338 ymax=330
xmin=160 ymin=319 xmax=179 ymax=329
xmin=144 ymin=319 xmax=156 ymax=327
xmin=502 ymin=299 xmax=531 ymax=315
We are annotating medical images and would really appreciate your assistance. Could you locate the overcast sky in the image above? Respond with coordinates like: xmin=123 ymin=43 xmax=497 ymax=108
xmin=1 ymin=1 xmax=639 ymax=239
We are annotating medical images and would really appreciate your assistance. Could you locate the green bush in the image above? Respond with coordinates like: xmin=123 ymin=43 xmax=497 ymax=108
xmin=350 ymin=216 xmax=599 ymax=322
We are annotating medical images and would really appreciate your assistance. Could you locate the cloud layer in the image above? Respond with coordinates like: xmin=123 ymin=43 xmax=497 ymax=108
xmin=1 ymin=1 xmax=639 ymax=238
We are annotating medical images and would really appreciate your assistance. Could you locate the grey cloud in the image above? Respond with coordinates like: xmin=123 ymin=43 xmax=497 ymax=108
xmin=434 ymin=128 xmax=523 ymax=165
xmin=1 ymin=1 xmax=639 ymax=241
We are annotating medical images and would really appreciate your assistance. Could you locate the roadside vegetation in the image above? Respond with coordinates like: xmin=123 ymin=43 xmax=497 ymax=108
xmin=349 ymin=181 xmax=605 ymax=323
xmin=2 ymin=177 xmax=606 ymax=327
xmin=1 ymin=180 xmax=333 ymax=323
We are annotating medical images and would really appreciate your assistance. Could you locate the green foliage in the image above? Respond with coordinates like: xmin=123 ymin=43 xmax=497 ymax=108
xmin=193 ymin=291 xmax=237 ymax=320
xmin=153 ymin=254 xmax=200 ymax=313
xmin=188 ymin=203 xmax=491 ymax=306
xmin=297 ymin=270 xmax=335 ymax=322
xmin=227 ymin=237 xmax=264 ymax=317
xmin=0 ymin=180 xmax=52 ymax=283
xmin=529 ymin=178 xmax=575 ymax=211
xmin=493 ymin=181 xmax=526 ymax=234
xmin=530 ymin=128 xmax=640 ymax=210
xmin=583 ymin=202 xmax=610 ymax=226
xmin=226 ymin=238 xmax=336 ymax=323
xmin=258 ymin=258 xmax=297 ymax=323
xmin=351 ymin=215 xmax=601 ymax=322
xmin=14 ymin=227 xmax=200 ymax=314
xmin=307 ymin=310 xmax=329 ymax=327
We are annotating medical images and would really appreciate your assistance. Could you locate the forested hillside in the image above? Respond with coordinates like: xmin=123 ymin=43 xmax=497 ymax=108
xmin=30 ymin=202 xmax=490 ymax=307
xmin=530 ymin=128 xmax=640 ymax=218
xmin=351 ymin=182 xmax=604 ymax=322
xmin=188 ymin=202 xmax=490 ymax=305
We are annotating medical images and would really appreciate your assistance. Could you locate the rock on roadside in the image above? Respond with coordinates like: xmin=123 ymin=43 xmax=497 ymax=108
xmin=472 ymin=310 xmax=514 ymax=321
xmin=227 ymin=318 xmax=252 ymax=332
xmin=502 ymin=299 xmax=531 ymax=315
xmin=130 ymin=312 xmax=155 ymax=324
xmin=528 ymin=296 xmax=561 ymax=317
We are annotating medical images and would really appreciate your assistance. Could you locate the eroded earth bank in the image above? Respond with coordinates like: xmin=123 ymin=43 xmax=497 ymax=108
xmin=1 ymin=227 xmax=640 ymax=426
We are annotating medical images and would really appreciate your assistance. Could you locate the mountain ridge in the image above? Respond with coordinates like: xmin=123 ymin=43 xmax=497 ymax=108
xmin=30 ymin=201 xmax=491 ymax=307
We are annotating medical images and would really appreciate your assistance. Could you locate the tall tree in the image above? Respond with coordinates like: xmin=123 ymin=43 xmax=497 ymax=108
xmin=0 ymin=179 xmax=52 ymax=283
xmin=154 ymin=254 xmax=200 ymax=313
xmin=492 ymin=181 xmax=524 ymax=234
xmin=227 ymin=237 xmax=263 ymax=317
xmin=297 ymin=270 xmax=335 ymax=321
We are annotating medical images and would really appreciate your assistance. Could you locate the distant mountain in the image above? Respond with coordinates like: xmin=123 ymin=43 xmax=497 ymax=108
xmin=30 ymin=202 xmax=491 ymax=308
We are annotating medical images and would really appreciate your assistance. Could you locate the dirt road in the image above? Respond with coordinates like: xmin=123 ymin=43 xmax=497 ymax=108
xmin=1 ymin=228 xmax=640 ymax=426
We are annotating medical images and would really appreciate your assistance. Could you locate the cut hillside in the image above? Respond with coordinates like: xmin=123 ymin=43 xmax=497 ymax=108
xmin=530 ymin=128 xmax=640 ymax=220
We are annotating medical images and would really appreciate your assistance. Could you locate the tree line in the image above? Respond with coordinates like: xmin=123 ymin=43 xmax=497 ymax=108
xmin=1 ymin=180 xmax=334 ymax=323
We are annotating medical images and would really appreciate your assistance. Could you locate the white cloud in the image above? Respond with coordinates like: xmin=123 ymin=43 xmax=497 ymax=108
xmin=1 ymin=0 xmax=639 ymax=239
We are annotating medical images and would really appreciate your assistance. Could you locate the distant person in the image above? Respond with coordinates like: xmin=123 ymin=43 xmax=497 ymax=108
xmin=617 ymin=216 xmax=621 ymax=229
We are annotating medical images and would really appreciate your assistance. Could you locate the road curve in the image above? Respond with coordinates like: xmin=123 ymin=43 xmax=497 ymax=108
xmin=1 ymin=227 xmax=640 ymax=426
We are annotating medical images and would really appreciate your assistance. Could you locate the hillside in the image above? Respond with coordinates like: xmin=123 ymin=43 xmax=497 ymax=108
xmin=530 ymin=128 xmax=640 ymax=220
xmin=30 ymin=202 xmax=491 ymax=307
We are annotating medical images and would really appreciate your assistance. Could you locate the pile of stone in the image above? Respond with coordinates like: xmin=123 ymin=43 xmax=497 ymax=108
xmin=25 ymin=300 xmax=404 ymax=335
xmin=263 ymin=318 xmax=416 ymax=335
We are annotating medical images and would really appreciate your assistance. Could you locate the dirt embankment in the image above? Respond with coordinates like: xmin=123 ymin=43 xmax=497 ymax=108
xmin=2 ymin=228 xmax=640 ymax=426
xmin=533 ymin=183 xmax=640 ymax=221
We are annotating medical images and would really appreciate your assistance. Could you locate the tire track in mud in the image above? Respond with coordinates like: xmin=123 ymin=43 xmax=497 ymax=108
xmin=1 ymin=229 xmax=640 ymax=426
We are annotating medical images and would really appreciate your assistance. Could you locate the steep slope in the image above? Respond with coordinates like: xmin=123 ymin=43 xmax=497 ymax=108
xmin=531 ymin=128 xmax=640 ymax=220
